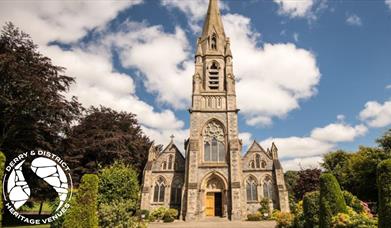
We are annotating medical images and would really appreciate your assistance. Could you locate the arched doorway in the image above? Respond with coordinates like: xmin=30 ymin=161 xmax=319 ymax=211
xmin=200 ymin=172 xmax=228 ymax=218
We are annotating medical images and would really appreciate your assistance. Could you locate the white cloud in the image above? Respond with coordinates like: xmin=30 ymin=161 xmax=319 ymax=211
xmin=386 ymin=0 xmax=391 ymax=10
xmin=42 ymin=45 xmax=184 ymax=131
xmin=281 ymin=156 xmax=323 ymax=171
xmin=0 ymin=1 xmax=142 ymax=45
xmin=359 ymin=100 xmax=391 ymax=128
xmin=142 ymin=126 xmax=189 ymax=153
xmin=293 ymin=32 xmax=299 ymax=42
xmin=261 ymin=137 xmax=334 ymax=160
xmin=161 ymin=0 xmax=229 ymax=32
xmin=260 ymin=117 xmax=368 ymax=170
xmin=239 ymin=132 xmax=253 ymax=147
xmin=0 ymin=1 xmax=186 ymax=133
xmin=223 ymin=14 xmax=320 ymax=127
xmin=311 ymin=123 xmax=367 ymax=143
xmin=386 ymin=84 xmax=391 ymax=89
xmin=337 ymin=114 xmax=345 ymax=121
xmin=273 ymin=0 xmax=314 ymax=18
xmin=105 ymin=21 xmax=193 ymax=109
xmin=346 ymin=14 xmax=362 ymax=26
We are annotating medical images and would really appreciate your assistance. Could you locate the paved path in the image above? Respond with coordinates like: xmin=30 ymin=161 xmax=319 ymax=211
xmin=149 ymin=219 xmax=276 ymax=228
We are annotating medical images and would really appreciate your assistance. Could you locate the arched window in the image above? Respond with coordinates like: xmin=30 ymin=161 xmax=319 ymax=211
xmin=255 ymin=154 xmax=261 ymax=168
xmin=168 ymin=155 xmax=173 ymax=170
xmin=249 ymin=160 xmax=255 ymax=169
xmin=263 ymin=177 xmax=273 ymax=199
xmin=153 ymin=177 xmax=165 ymax=203
xmin=203 ymin=121 xmax=225 ymax=162
xmin=161 ymin=161 xmax=167 ymax=170
xmin=261 ymin=160 xmax=267 ymax=168
xmin=208 ymin=62 xmax=219 ymax=90
xmin=246 ymin=177 xmax=258 ymax=201
xmin=170 ymin=180 xmax=182 ymax=205
xmin=211 ymin=34 xmax=217 ymax=50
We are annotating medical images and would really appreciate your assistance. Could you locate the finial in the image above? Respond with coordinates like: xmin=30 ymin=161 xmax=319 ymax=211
xmin=170 ymin=134 xmax=175 ymax=143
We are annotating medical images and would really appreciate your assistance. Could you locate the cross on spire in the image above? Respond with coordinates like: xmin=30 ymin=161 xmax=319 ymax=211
xmin=170 ymin=134 xmax=175 ymax=143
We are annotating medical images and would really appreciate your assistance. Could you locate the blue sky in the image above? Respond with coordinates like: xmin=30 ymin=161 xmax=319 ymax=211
xmin=1 ymin=0 xmax=391 ymax=170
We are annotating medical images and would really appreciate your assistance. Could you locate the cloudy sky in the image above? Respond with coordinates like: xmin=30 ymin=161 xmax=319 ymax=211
xmin=1 ymin=0 xmax=391 ymax=170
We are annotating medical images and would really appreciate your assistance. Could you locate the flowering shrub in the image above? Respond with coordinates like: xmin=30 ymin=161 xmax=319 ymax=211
xmin=247 ymin=212 xmax=262 ymax=221
xmin=274 ymin=211 xmax=293 ymax=228
xmin=331 ymin=207 xmax=377 ymax=228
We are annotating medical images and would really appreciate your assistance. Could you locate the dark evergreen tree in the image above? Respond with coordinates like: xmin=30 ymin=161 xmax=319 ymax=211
xmin=377 ymin=159 xmax=391 ymax=228
xmin=319 ymin=173 xmax=347 ymax=228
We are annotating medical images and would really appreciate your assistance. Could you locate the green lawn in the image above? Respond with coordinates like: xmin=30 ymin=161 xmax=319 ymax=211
xmin=19 ymin=202 xmax=53 ymax=213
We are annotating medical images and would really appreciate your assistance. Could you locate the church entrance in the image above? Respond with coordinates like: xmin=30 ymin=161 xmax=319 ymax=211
xmin=206 ymin=192 xmax=222 ymax=217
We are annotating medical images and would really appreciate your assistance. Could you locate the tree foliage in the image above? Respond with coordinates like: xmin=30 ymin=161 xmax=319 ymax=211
xmin=63 ymin=106 xmax=152 ymax=182
xmin=98 ymin=162 xmax=140 ymax=206
xmin=64 ymin=174 xmax=99 ymax=228
xmin=322 ymin=129 xmax=391 ymax=202
xmin=319 ymin=173 xmax=347 ymax=228
xmin=0 ymin=22 xmax=82 ymax=157
xmin=377 ymin=159 xmax=391 ymax=228
xmin=293 ymin=168 xmax=321 ymax=200
xmin=303 ymin=191 xmax=319 ymax=228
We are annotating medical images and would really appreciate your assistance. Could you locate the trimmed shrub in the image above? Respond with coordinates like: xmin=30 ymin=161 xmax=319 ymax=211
xmin=377 ymin=159 xmax=391 ymax=228
xmin=98 ymin=162 xmax=139 ymax=207
xmin=161 ymin=208 xmax=178 ymax=223
xmin=319 ymin=173 xmax=347 ymax=228
xmin=98 ymin=199 xmax=139 ymax=227
xmin=163 ymin=214 xmax=175 ymax=223
xmin=274 ymin=211 xmax=293 ymax=228
xmin=247 ymin=212 xmax=262 ymax=221
xmin=303 ymin=191 xmax=319 ymax=228
xmin=135 ymin=209 xmax=150 ymax=220
xmin=0 ymin=151 xmax=5 ymax=224
xmin=150 ymin=207 xmax=168 ymax=222
xmin=63 ymin=174 xmax=99 ymax=228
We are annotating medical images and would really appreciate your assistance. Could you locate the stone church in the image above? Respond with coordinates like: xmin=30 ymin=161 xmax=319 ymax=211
xmin=140 ymin=0 xmax=290 ymax=221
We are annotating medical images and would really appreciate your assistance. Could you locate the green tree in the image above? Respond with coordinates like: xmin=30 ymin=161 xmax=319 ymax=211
xmin=377 ymin=159 xmax=391 ymax=228
xmin=0 ymin=22 xmax=82 ymax=157
xmin=377 ymin=129 xmax=391 ymax=153
xmin=64 ymin=174 xmax=99 ymax=228
xmin=319 ymin=173 xmax=347 ymax=228
xmin=98 ymin=162 xmax=141 ymax=226
xmin=64 ymin=106 xmax=152 ymax=182
xmin=322 ymin=130 xmax=391 ymax=203
xmin=303 ymin=191 xmax=319 ymax=228
xmin=98 ymin=162 xmax=140 ymax=205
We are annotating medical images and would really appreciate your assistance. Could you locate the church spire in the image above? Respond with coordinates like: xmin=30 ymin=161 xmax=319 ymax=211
xmin=202 ymin=0 xmax=225 ymax=38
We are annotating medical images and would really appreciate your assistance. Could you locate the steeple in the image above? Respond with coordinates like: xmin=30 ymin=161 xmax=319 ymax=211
xmin=202 ymin=0 xmax=225 ymax=38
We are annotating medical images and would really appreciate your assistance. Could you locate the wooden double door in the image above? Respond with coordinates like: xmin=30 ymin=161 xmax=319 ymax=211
xmin=206 ymin=192 xmax=222 ymax=217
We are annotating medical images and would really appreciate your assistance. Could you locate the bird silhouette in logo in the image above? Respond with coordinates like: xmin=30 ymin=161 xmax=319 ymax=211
xmin=7 ymin=157 xmax=69 ymax=212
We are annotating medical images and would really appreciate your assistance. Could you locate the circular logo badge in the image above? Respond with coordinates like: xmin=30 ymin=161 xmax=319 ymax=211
xmin=2 ymin=150 xmax=73 ymax=225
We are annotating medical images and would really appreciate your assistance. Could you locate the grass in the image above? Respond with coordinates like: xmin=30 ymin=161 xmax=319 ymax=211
xmin=19 ymin=202 xmax=53 ymax=213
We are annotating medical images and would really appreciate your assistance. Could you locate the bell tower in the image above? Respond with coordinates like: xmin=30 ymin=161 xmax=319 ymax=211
xmin=184 ymin=0 xmax=243 ymax=221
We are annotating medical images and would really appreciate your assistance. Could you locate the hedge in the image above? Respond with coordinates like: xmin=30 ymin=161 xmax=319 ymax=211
xmin=0 ymin=151 xmax=5 ymax=224
xmin=319 ymin=173 xmax=347 ymax=228
xmin=377 ymin=159 xmax=391 ymax=228
xmin=63 ymin=174 xmax=99 ymax=228
xmin=303 ymin=191 xmax=319 ymax=228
